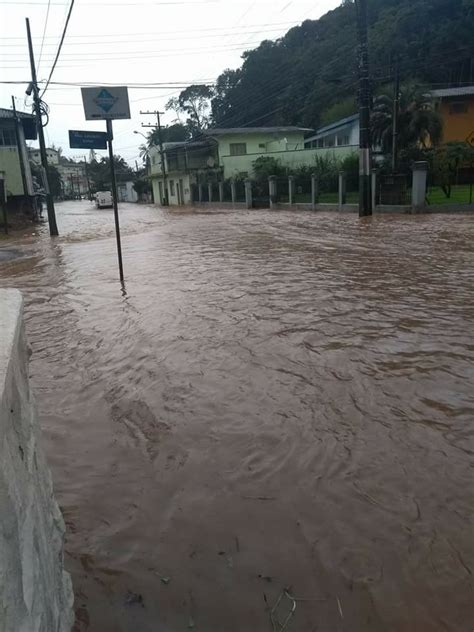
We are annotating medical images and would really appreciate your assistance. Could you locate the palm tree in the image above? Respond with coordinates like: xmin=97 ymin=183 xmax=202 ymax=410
xmin=371 ymin=83 xmax=443 ymax=154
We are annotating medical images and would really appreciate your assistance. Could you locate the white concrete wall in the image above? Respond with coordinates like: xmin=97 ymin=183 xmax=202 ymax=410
xmin=0 ymin=289 xmax=74 ymax=632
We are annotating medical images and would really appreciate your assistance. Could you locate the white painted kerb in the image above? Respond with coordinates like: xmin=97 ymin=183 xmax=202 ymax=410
xmin=0 ymin=289 xmax=74 ymax=632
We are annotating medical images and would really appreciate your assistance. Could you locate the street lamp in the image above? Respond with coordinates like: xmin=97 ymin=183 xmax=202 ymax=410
xmin=133 ymin=130 xmax=147 ymax=139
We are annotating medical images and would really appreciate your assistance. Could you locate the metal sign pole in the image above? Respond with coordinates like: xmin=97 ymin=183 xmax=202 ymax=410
xmin=106 ymin=119 xmax=125 ymax=284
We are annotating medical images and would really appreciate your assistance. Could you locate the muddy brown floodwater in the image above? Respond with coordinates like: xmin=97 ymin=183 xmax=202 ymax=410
xmin=0 ymin=201 xmax=473 ymax=631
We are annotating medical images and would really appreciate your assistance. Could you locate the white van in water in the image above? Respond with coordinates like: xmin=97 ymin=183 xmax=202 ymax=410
xmin=95 ymin=191 xmax=113 ymax=209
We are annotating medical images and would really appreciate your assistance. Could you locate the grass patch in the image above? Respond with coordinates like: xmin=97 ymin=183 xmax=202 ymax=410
xmin=427 ymin=184 xmax=474 ymax=205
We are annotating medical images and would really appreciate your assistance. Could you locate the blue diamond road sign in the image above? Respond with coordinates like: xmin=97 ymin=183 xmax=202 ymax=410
xmin=81 ymin=86 xmax=131 ymax=121
xmin=93 ymin=89 xmax=118 ymax=113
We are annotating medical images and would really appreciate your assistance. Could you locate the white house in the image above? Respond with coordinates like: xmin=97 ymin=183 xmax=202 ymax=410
xmin=304 ymin=114 xmax=359 ymax=149
xmin=29 ymin=147 xmax=60 ymax=165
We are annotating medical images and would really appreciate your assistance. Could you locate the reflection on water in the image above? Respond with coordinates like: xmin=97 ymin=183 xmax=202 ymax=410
xmin=1 ymin=201 xmax=473 ymax=631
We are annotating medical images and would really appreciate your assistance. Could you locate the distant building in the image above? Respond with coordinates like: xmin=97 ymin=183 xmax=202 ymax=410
xmin=430 ymin=86 xmax=474 ymax=143
xmin=0 ymin=107 xmax=36 ymax=208
xmin=205 ymin=126 xmax=313 ymax=179
xmin=148 ymin=125 xmax=358 ymax=206
xmin=57 ymin=159 xmax=88 ymax=198
xmin=304 ymin=114 xmax=359 ymax=149
xmin=117 ymin=180 xmax=138 ymax=203
xmin=29 ymin=146 xmax=60 ymax=165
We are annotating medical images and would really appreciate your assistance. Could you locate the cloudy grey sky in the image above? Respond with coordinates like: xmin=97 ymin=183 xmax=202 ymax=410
xmin=1 ymin=0 xmax=340 ymax=165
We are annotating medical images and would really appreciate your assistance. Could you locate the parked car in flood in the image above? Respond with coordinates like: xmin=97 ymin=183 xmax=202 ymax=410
xmin=95 ymin=191 xmax=113 ymax=209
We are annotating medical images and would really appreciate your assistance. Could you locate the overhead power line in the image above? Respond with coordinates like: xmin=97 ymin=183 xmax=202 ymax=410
xmin=40 ymin=0 xmax=75 ymax=97
xmin=1 ymin=20 xmax=300 ymax=40
xmin=37 ymin=0 xmax=51 ymax=74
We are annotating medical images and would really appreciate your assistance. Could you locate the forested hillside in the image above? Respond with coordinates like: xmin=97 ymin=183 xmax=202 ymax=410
xmin=207 ymin=0 xmax=474 ymax=130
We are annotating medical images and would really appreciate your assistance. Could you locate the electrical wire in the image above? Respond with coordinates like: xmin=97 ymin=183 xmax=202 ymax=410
xmin=37 ymin=0 xmax=52 ymax=75
xmin=40 ymin=0 xmax=75 ymax=98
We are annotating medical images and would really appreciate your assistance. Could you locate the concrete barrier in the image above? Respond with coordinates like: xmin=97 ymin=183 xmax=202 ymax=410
xmin=0 ymin=289 xmax=74 ymax=632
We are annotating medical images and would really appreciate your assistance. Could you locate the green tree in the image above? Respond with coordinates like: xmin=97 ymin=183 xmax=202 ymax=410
xmin=166 ymin=84 xmax=214 ymax=135
xmin=87 ymin=156 xmax=134 ymax=192
xmin=320 ymin=97 xmax=357 ymax=126
xmin=431 ymin=141 xmax=474 ymax=198
xmin=371 ymin=83 xmax=443 ymax=153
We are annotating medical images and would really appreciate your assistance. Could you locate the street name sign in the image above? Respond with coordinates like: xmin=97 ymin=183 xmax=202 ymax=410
xmin=81 ymin=86 xmax=131 ymax=121
xmin=69 ymin=129 xmax=108 ymax=149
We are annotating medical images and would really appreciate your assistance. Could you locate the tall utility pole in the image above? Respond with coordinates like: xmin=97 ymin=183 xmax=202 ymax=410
xmin=140 ymin=110 xmax=168 ymax=205
xmin=391 ymin=56 xmax=400 ymax=174
xmin=25 ymin=17 xmax=59 ymax=235
xmin=354 ymin=0 xmax=372 ymax=217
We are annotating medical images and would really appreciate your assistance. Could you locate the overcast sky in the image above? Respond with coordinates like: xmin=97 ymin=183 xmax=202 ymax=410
xmin=1 ymin=0 xmax=340 ymax=165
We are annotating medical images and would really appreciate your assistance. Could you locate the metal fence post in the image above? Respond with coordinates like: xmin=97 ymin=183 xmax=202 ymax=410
xmin=230 ymin=179 xmax=236 ymax=205
xmin=198 ymin=183 xmax=202 ymax=203
xmin=338 ymin=171 xmax=347 ymax=210
xmin=208 ymin=182 xmax=213 ymax=203
xmin=219 ymin=181 xmax=224 ymax=203
xmin=311 ymin=173 xmax=319 ymax=210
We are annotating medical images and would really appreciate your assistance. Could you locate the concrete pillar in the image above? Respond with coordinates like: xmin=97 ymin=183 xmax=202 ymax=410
xmin=288 ymin=175 xmax=295 ymax=206
xmin=218 ymin=181 xmax=224 ymax=203
xmin=198 ymin=183 xmax=203 ymax=203
xmin=371 ymin=168 xmax=378 ymax=212
xmin=244 ymin=179 xmax=253 ymax=209
xmin=311 ymin=173 xmax=319 ymax=210
xmin=230 ymin=179 xmax=236 ymax=205
xmin=208 ymin=182 xmax=213 ymax=203
xmin=411 ymin=161 xmax=428 ymax=212
xmin=268 ymin=175 xmax=277 ymax=208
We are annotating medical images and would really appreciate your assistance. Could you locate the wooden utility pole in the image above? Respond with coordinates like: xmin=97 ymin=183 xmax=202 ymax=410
xmin=140 ymin=110 xmax=168 ymax=205
xmin=354 ymin=0 xmax=372 ymax=217
xmin=391 ymin=56 xmax=400 ymax=173
xmin=25 ymin=17 xmax=59 ymax=235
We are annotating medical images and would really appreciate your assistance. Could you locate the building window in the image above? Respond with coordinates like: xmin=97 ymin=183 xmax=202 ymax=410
xmin=337 ymin=135 xmax=350 ymax=146
xmin=230 ymin=143 xmax=247 ymax=156
xmin=258 ymin=143 xmax=266 ymax=149
xmin=449 ymin=101 xmax=468 ymax=114
xmin=317 ymin=139 xmax=324 ymax=148
xmin=0 ymin=128 xmax=16 ymax=146
xmin=169 ymin=180 xmax=175 ymax=196
xmin=324 ymin=136 xmax=335 ymax=148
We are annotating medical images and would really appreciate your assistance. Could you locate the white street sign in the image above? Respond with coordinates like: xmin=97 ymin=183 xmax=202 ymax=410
xmin=81 ymin=86 xmax=131 ymax=120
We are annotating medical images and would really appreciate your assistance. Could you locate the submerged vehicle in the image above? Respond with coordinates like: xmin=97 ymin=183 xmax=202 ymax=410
xmin=95 ymin=191 xmax=113 ymax=209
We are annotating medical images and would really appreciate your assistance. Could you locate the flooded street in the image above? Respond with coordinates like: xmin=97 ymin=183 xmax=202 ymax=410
xmin=0 ymin=200 xmax=473 ymax=631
